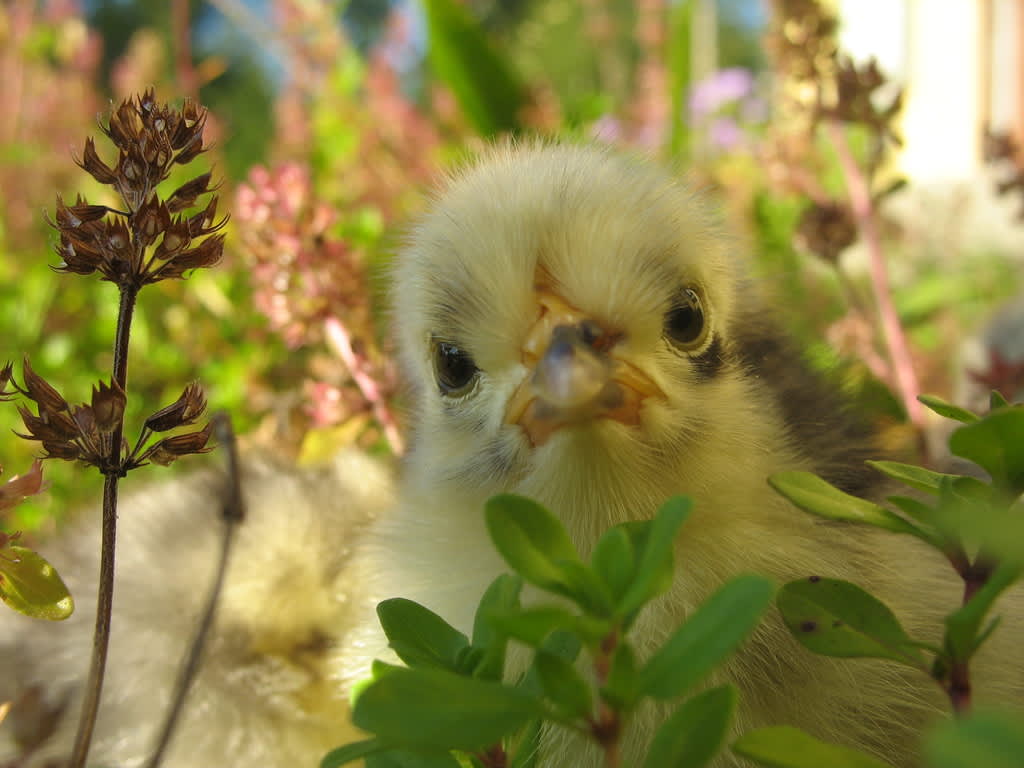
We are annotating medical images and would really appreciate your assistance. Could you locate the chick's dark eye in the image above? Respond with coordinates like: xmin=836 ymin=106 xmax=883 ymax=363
xmin=434 ymin=342 xmax=479 ymax=395
xmin=665 ymin=288 xmax=707 ymax=348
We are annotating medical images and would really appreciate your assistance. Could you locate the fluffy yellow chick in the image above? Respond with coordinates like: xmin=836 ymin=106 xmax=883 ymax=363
xmin=337 ymin=142 xmax=1022 ymax=767
xmin=0 ymin=450 xmax=393 ymax=768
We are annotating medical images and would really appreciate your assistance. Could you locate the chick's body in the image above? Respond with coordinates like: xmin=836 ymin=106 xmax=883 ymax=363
xmin=0 ymin=450 xmax=393 ymax=768
xmin=338 ymin=143 xmax=1022 ymax=767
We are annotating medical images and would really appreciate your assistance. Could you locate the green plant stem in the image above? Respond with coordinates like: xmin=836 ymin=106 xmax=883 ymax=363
xmin=68 ymin=284 xmax=138 ymax=768
xmin=826 ymin=120 xmax=924 ymax=431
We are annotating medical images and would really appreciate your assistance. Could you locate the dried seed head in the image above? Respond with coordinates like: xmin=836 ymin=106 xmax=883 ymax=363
xmin=144 ymin=422 xmax=214 ymax=466
xmin=77 ymin=137 xmax=118 ymax=185
xmin=795 ymin=201 xmax=857 ymax=264
xmin=0 ymin=362 xmax=14 ymax=401
xmin=91 ymin=380 xmax=127 ymax=434
xmin=20 ymin=359 xmax=69 ymax=413
xmin=145 ymin=382 xmax=207 ymax=432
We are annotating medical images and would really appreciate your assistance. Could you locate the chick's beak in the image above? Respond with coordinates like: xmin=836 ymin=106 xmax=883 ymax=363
xmin=505 ymin=291 xmax=663 ymax=445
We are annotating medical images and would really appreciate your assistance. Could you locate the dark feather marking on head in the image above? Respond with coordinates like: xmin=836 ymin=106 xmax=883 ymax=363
xmin=691 ymin=335 xmax=726 ymax=381
xmin=733 ymin=317 xmax=883 ymax=498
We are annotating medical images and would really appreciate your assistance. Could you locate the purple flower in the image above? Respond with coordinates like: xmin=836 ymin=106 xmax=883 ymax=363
xmin=688 ymin=68 xmax=754 ymax=119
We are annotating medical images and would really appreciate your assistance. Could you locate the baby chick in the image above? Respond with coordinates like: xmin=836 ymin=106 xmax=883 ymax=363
xmin=338 ymin=142 xmax=1022 ymax=767
xmin=0 ymin=449 xmax=393 ymax=768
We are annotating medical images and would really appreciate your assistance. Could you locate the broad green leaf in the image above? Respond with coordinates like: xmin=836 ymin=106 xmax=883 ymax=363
xmin=0 ymin=546 xmax=74 ymax=620
xmin=769 ymin=471 xmax=927 ymax=540
xmin=641 ymin=685 xmax=736 ymax=768
xmin=733 ymin=725 xmax=896 ymax=768
xmin=990 ymin=390 xmax=1010 ymax=410
xmin=352 ymin=667 xmax=546 ymax=751
xmin=365 ymin=751 xmax=462 ymax=768
xmin=777 ymin=578 xmax=925 ymax=667
xmin=556 ymin=559 xmax=614 ymax=616
xmin=601 ymin=643 xmax=638 ymax=710
xmin=423 ymin=0 xmax=525 ymax=137
xmin=886 ymin=495 xmax=935 ymax=524
xmin=485 ymin=494 xmax=584 ymax=599
xmin=518 ymin=630 xmax=582 ymax=698
xmin=948 ymin=407 xmax=1024 ymax=492
xmin=931 ymin=478 xmax=1024 ymax=565
xmin=866 ymin=461 xmax=960 ymax=494
xmin=591 ymin=526 xmax=636 ymax=602
xmin=509 ymin=719 xmax=541 ymax=768
xmin=617 ymin=496 xmax=692 ymax=624
xmin=924 ymin=709 xmax=1024 ymax=768
xmin=376 ymin=598 xmax=468 ymax=671
xmin=636 ymin=574 xmax=773 ymax=700
xmin=485 ymin=606 xmax=606 ymax=648
xmin=534 ymin=650 xmax=592 ymax=720
xmin=944 ymin=562 xmax=1022 ymax=661
xmin=917 ymin=395 xmax=978 ymax=424
xmin=470 ymin=574 xmax=522 ymax=680
xmin=321 ymin=738 xmax=386 ymax=768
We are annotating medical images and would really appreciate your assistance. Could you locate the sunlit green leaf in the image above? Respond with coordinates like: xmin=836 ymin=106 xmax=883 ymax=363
xmin=0 ymin=545 xmax=73 ymax=620
xmin=733 ymin=725 xmax=896 ymax=768
xmin=866 ymin=461 xmax=960 ymax=494
xmin=353 ymin=667 xmax=546 ymax=751
xmin=924 ymin=709 xmax=1024 ymax=768
xmin=917 ymin=395 xmax=979 ymax=424
xmin=948 ymin=407 xmax=1024 ymax=492
xmin=617 ymin=496 xmax=692 ymax=624
xmin=636 ymin=574 xmax=773 ymax=700
xmin=641 ymin=685 xmax=735 ymax=768
xmin=777 ymin=578 xmax=925 ymax=667
xmin=769 ymin=471 xmax=929 ymax=541
xmin=376 ymin=598 xmax=468 ymax=671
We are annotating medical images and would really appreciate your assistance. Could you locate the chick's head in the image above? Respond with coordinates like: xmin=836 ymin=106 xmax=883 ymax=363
xmin=394 ymin=143 xmax=779 ymax=535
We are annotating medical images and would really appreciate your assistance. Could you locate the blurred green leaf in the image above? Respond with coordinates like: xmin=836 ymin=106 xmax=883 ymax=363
xmin=990 ymin=390 xmax=1010 ymax=410
xmin=591 ymin=525 xmax=635 ymax=603
xmin=470 ymin=574 xmax=522 ymax=680
xmin=0 ymin=545 xmax=74 ymax=620
xmin=641 ymin=685 xmax=735 ymax=768
xmin=365 ymin=750 xmax=463 ymax=768
xmin=352 ymin=666 xmax=546 ymax=751
xmin=866 ymin=461 xmax=960 ymax=495
xmin=917 ymin=395 xmax=978 ymax=424
xmin=636 ymin=574 xmax=773 ymax=700
xmin=534 ymin=650 xmax=592 ymax=721
xmin=321 ymin=738 xmax=386 ymax=768
xmin=485 ymin=606 xmax=606 ymax=648
xmin=924 ymin=709 xmax=1024 ymax=768
xmin=509 ymin=718 xmax=541 ymax=768
xmin=423 ymin=0 xmax=525 ymax=136
xmin=601 ymin=643 xmax=638 ymax=710
xmin=769 ymin=471 xmax=929 ymax=541
xmin=777 ymin=577 xmax=925 ymax=667
xmin=484 ymin=494 xmax=587 ymax=603
xmin=948 ymin=407 xmax=1024 ymax=492
xmin=733 ymin=725 xmax=896 ymax=768
xmin=376 ymin=598 xmax=469 ymax=671
xmin=617 ymin=496 xmax=692 ymax=624
xmin=944 ymin=562 xmax=1022 ymax=661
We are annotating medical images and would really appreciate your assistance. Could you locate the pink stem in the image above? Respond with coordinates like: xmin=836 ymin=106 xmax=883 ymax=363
xmin=324 ymin=316 xmax=404 ymax=454
xmin=826 ymin=120 xmax=924 ymax=429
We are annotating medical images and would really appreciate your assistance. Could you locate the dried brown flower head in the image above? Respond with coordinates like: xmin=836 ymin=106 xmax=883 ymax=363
xmin=51 ymin=89 xmax=227 ymax=288
xmin=795 ymin=201 xmax=857 ymax=264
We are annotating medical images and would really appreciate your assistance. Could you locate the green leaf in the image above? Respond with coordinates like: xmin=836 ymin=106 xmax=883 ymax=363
xmin=321 ymin=738 xmax=386 ymax=768
xmin=509 ymin=719 xmax=542 ymax=768
xmin=944 ymin=562 xmax=1022 ymax=661
xmin=352 ymin=666 xmax=546 ymax=751
xmin=776 ymin=577 xmax=925 ymax=667
xmin=376 ymin=598 xmax=469 ymax=671
xmin=365 ymin=751 xmax=463 ymax=768
xmin=485 ymin=606 xmax=606 ymax=648
xmin=641 ymin=685 xmax=735 ymax=768
xmin=617 ymin=496 xmax=692 ymax=624
xmin=635 ymin=574 xmax=773 ymax=700
xmin=422 ymin=0 xmax=525 ymax=137
xmin=534 ymin=650 xmax=592 ymax=720
xmin=948 ymin=407 xmax=1024 ymax=492
xmin=0 ymin=545 xmax=74 ymax=620
xmin=917 ymin=395 xmax=979 ymax=424
xmin=990 ymin=390 xmax=1010 ymax=410
xmin=591 ymin=526 xmax=636 ymax=602
xmin=924 ymin=709 xmax=1024 ymax=768
xmin=768 ymin=471 xmax=928 ymax=540
xmin=733 ymin=725 xmax=897 ymax=768
xmin=470 ymin=574 xmax=522 ymax=680
xmin=866 ymin=461 xmax=960 ymax=494
xmin=485 ymin=494 xmax=584 ymax=600
xmin=886 ymin=495 xmax=935 ymax=524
